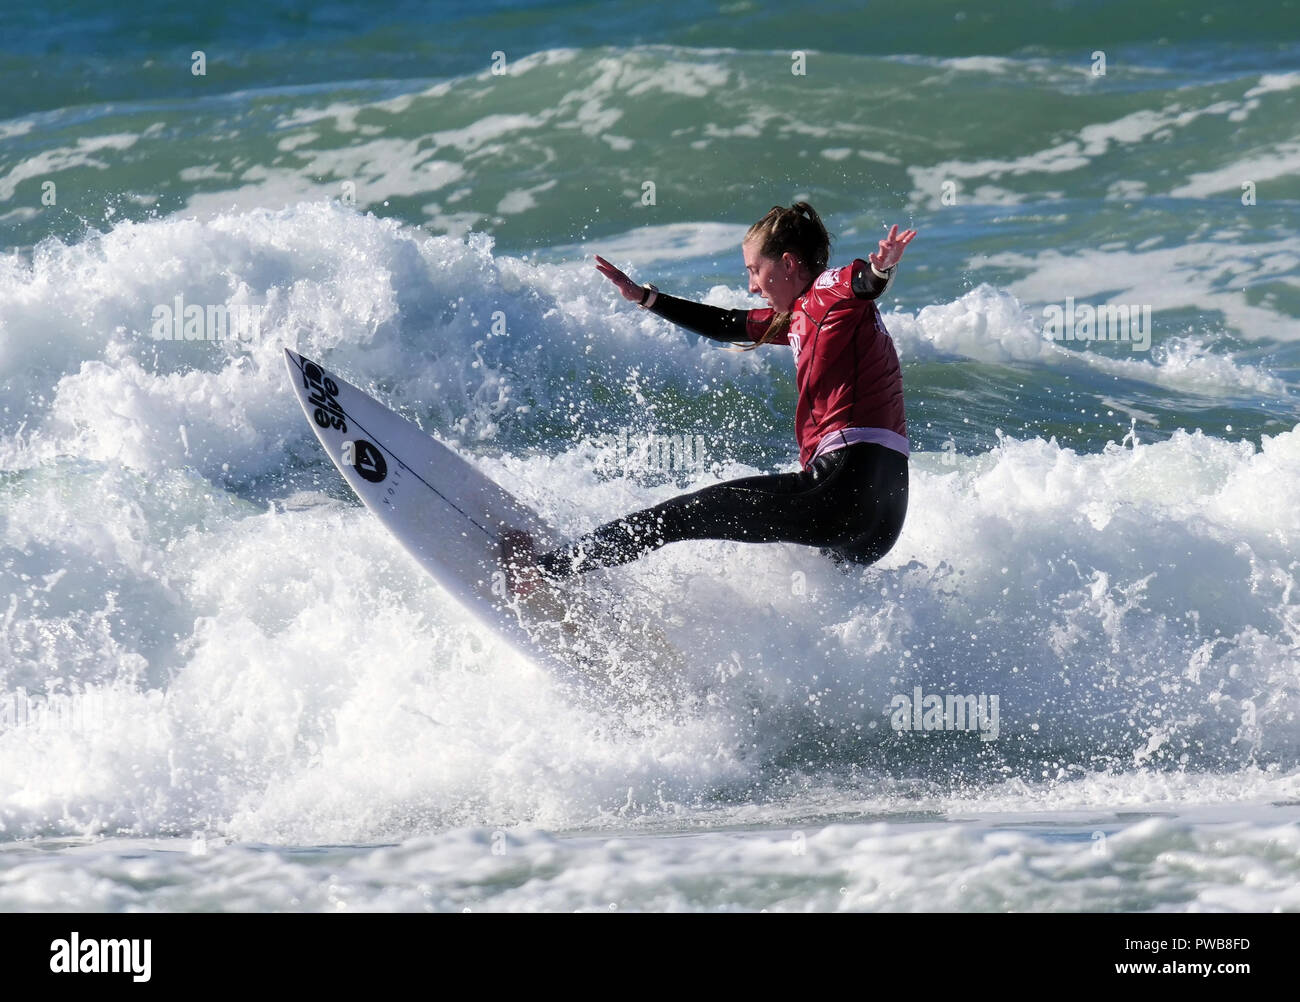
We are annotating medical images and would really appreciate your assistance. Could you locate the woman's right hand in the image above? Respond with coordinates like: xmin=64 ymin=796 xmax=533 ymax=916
xmin=594 ymin=254 xmax=647 ymax=304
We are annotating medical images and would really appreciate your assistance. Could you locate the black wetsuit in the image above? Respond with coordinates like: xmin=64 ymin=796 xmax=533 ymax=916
xmin=535 ymin=267 xmax=909 ymax=577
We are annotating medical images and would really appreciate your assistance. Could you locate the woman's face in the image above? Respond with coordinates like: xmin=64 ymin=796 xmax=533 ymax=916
xmin=744 ymin=239 xmax=806 ymax=313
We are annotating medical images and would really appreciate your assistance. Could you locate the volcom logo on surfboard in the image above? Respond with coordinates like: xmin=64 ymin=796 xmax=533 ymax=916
xmin=302 ymin=361 xmax=347 ymax=433
xmin=343 ymin=438 xmax=387 ymax=483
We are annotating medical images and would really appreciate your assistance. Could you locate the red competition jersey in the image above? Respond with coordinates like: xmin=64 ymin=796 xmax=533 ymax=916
xmin=744 ymin=258 xmax=909 ymax=467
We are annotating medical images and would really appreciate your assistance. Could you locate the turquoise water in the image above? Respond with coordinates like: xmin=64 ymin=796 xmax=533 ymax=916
xmin=1 ymin=0 xmax=1298 ymax=910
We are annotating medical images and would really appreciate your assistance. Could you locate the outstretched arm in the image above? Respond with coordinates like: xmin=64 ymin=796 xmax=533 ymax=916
xmin=593 ymin=254 xmax=750 ymax=343
xmin=853 ymin=224 xmax=917 ymax=300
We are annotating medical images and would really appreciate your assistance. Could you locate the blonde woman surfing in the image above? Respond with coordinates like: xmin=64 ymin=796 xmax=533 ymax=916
xmin=504 ymin=202 xmax=916 ymax=596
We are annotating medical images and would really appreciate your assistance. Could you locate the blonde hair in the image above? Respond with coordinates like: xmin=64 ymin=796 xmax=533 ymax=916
xmin=741 ymin=201 xmax=831 ymax=349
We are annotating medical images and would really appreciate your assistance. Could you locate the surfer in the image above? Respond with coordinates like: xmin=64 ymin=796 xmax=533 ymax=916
xmin=503 ymin=202 xmax=916 ymax=597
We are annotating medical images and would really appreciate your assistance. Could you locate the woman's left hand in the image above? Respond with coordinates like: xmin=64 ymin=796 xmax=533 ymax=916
xmin=869 ymin=224 xmax=917 ymax=271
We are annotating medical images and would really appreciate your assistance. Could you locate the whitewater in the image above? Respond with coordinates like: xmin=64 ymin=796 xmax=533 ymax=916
xmin=2 ymin=1 xmax=1299 ymax=911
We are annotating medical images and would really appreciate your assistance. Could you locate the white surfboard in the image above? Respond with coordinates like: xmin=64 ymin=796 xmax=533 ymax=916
xmin=283 ymin=348 xmax=681 ymax=702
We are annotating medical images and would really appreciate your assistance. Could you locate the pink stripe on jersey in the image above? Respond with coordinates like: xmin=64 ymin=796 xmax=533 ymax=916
xmin=809 ymin=426 xmax=911 ymax=466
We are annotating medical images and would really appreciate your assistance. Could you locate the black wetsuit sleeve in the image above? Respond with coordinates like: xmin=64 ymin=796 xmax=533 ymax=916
xmin=645 ymin=292 xmax=752 ymax=343
xmin=853 ymin=261 xmax=896 ymax=300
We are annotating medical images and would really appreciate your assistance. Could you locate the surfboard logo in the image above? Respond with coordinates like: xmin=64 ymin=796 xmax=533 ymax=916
xmin=351 ymin=439 xmax=387 ymax=483
xmin=302 ymin=361 xmax=348 ymax=433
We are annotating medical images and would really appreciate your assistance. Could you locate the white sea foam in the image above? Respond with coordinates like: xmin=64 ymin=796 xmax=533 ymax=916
xmin=0 ymin=203 xmax=1297 ymax=848
xmin=2 ymin=805 xmax=1298 ymax=911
